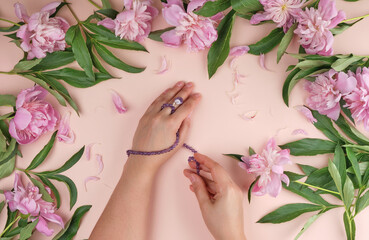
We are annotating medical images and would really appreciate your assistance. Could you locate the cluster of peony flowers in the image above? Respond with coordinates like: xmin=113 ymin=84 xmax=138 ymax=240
xmin=305 ymin=67 xmax=369 ymax=130
xmin=4 ymin=173 xmax=64 ymax=236
xmin=239 ymin=138 xmax=291 ymax=197
xmin=160 ymin=0 xmax=222 ymax=52
xmin=251 ymin=0 xmax=345 ymax=56
xmin=98 ymin=0 xmax=158 ymax=42
xmin=14 ymin=2 xmax=70 ymax=59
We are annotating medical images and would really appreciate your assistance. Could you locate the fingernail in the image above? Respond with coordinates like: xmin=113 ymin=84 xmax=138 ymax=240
xmin=176 ymin=81 xmax=185 ymax=87
xmin=190 ymin=174 xmax=196 ymax=183
xmin=193 ymin=93 xmax=201 ymax=99
xmin=185 ymin=82 xmax=193 ymax=88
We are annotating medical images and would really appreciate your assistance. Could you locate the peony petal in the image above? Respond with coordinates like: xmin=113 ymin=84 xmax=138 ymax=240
xmin=238 ymin=162 xmax=248 ymax=170
xmin=40 ymin=1 xmax=61 ymax=15
xmin=266 ymin=173 xmax=282 ymax=198
xmin=14 ymin=3 xmax=29 ymax=22
xmin=259 ymin=54 xmax=269 ymax=71
xmin=239 ymin=111 xmax=257 ymax=121
xmin=229 ymin=46 xmax=250 ymax=57
xmin=292 ymin=129 xmax=308 ymax=135
xmin=111 ymin=90 xmax=127 ymax=114
xmin=96 ymin=154 xmax=104 ymax=175
xmin=230 ymin=94 xmax=240 ymax=105
xmin=250 ymin=12 xmax=269 ymax=25
xmin=294 ymin=105 xmax=317 ymax=123
xmin=84 ymin=176 xmax=100 ymax=191
xmin=36 ymin=216 xmax=54 ymax=236
xmin=42 ymin=213 xmax=64 ymax=228
xmin=124 ymin=0 xmax=133 ymax=9
xmin=85 ymin=143 xmax=97 ymax=161
xmin=13 ymin=108 xmax=32 ymax=130
xmin=160 ymin=29 xmax=182 ymax=47
xmin=281 ymin=174 xmax=290 ymax=186
xmin=156 ymin=56 xmax=170 ymax=74
xmin=57 ymin=112 xmax=75 ymax=144
xmin=336 ymin=72 xmax=357 ymax=94
xmin=97 ymin=18 xmax=116 ymax=30
xmin=162 ymin=4 xmax=185 ymax=26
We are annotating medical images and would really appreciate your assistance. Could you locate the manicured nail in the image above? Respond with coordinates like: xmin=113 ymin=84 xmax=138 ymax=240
xmin=193 ymin=93 xmax=201 ymax=98
xmin=190 ymin=174 xmax=196 ymax=183
xmin=185 ymin=82 xmax=193 ymax=88
xmin=176 ymin=81 xmax=185 ymax=87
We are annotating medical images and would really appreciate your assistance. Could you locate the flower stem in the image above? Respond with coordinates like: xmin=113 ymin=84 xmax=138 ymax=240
xmin=0 ymin=216 xmax=21 ymax=237
xmin=88 ymin=0 xmax=102 ymax=9
xmin=0 ymin=18 xmax=21 ymax=27
xmin=295 ymin=181 xmax=340 ymax=195
xmin=0 ymin=71 xmax=16 ymax=75
xmin=341 ymin=13 xmax=369 ymax=23
xmin=63 ymin=0 xmax=81 ymax=23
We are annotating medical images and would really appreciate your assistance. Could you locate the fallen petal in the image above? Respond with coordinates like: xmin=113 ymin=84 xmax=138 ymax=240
xmin=57 ymin=112 xmax=75 ymax=144
xmin=111 ymin=90 xmax=127 ymax=114
xmin=229 ymin=46 xmax=250 ymax=57
xmin=292 ymin=129 xmax=308 ymax=135
xmin=84 ymin=176 xmax=100 ymax=191
xmin=85 ymin=143 xmax=97 ymax=161
xmin=240 ymin=111 xmax=258 ymax=121
xmin=294 ymin=105 xmax=317 ymax=123
xmin=259 ymin=54 xmax=269 ymax=71
xmin=231 ymin=94 xmax=240 ymax=105
xmin=96 ymin=154 xmax=104 ymax=175
xmin=156 ymin=56 xmax=169 ymax=74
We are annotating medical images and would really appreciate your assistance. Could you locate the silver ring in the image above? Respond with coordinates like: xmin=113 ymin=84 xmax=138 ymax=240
xmin=172 ymin=97 xmax=183 ymax=108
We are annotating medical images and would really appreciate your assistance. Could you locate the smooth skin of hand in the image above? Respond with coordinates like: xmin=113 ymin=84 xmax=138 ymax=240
xmin=90 ymin=81 xmax=201 ymax=240
xmin=184 ymin=153 xmax=247 ymax=240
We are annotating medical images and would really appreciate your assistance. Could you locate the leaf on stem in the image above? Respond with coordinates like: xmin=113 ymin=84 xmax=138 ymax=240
xmin=277 ymin=23 xmax=297 ymax=63
xmin=248 ymin=28 xmax=285 ymax=55
xmin=279 ymin=138 xmax=336 ymax=156
xmin=195 ymin=0 xmax=231 ymax=17
xmin=26 ymin=132 xmax=57 ymax=170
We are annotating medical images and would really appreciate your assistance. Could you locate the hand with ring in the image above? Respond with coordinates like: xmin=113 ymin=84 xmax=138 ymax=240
xmin=127 ymin=81 xmax=202 ymax=172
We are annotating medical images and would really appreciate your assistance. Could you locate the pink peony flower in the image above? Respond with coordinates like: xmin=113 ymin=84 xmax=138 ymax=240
xmin=9 ymin=85 xmax=59 ymax=145
xmin=250 ymin=0 xmax=304 ymax=32
xmin=344 ymin=67 xmax=369 ymax=130
xmin=98 ymin=0 xmax=158 ymax=42
xmin=305 ymin=70 xmax=357 ymax=121
xmin=14 ymin=2 xmax=70 ymax=59
xmin=4 ymin=173 xmax=64 ymax=236
xmin=239 ymin=138 xmax=291 ymax=197
xmin=160 ymin=0 xmax=219 ymax=51
xmin=294 ymin=0 xmax=345 ymax=56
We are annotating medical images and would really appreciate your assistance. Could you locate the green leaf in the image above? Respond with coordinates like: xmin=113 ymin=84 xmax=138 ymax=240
xmin=335 ymin=114 xmax=369 ymax=145
xmin=101 ymin=0 xmax=112 ymax=8
xmin=40 ymin=146 xmax=84 ymax=175
xmin=0 ymin=153 xmax=15 ymax=179
xmin=305 ymin=167 xmax=339 ymax=198
xmin=294 ymin=212 xmax=323 ymax=240
xmin=4 ymin=206 xmax=17 ymax=236
xmin=207 ymin=10 xmax=235 ymax=79
xmin=346 ymin=148 xmax=362 ymax=186
xmin=0 ymin=138 xmax=17 ymax=166
xmin=328 ymin=161 xmax=342 ymax=194
xmin=295 ymin=60 xmax=332 ymax=70
xmin=277 ymin=23 xmax=297 ymax=63
xmin=257 ymin=203 xmax=323 ymax=224
xmin=27 ymin=175 xmax=53 ymax=202
xmin=283 ymin=181 xmax=331 ymax=206
xmin=0 ymin=113 xmax=15 ymax=121
xmin=52 ymin=205 xmax=92 ymax=240
xmin=22 ymin=75 xmax=66 ymax=107
xmin=331 ymin=19 xmax=362 ymax=35
xmin=50 ymin=2 xmax=69 ymax=18
xmin=31 ymin=51 xmax=75 ymax=71
xmin=248 ymin=177 xmax=259 ymax=203
xmin=148 ymin=27 xmax=175 ymax=42
xmin=195 ymin=0 xmax=231 ymax=17
xmin=298 ymin=164 xmax=318 ymax=176
xmin=26 ymin=132 xmax=57 ymax=170
xmin=249 ymin=147 xmax=256 ymax=155
xmin=333 ymin=145 xmax=346 ymax=188
xmin=38 ymin=175 xmax=61 ymax=209
xmin=282 ymin=68 xmax=300 ymax=106
xmin=45 ymin=174 xmax=78 ymax=210
xmin=0 ymin=120 xmax=11 ymax=142
xmin=343 ymin=212 xmax=355 ymax=240
xmin=65 ymin=25 xmax=77 ymax=46
xmin=70 ymin=26 xmax=94 ymax=80
xmin=230 ymin=0 xmax=263 ymax=15
xmin=284 ymin=171 xmax=305 ymax=181
xmin=311 ymin=110 xmax=347 ymax=143
xmin=0 ymin=201 xmax=5 ymax=214
xmin=344 ymin=144 xmax=369 ymax=152
xmin=12 ymin=58 xmax=42 ymax=73
xmin=343 ymin=177 xmax=354 ymax=210
xmin=43 ymin=68 xmax=112 ymax=88
xmin=19 ymin=219 xmax=38 ymax=240
xmin=248 ymin=28 xmax=285 ymax=55
xmin=0 ymin=95 xmax=16 ymax=107
xmin=355 ymin=190 xmax=369 ymax=215
xmin=224 ymin=154 xmax=243 ymax=161
xmin=279 ymin=138 xmax=336 ymax=156
xmin=96 ymin=8 xmax=118 ymax=18
xmin=331 ymin=55 xmax=364 ymax=72
xmin=0 ymin=24 xmax=20 ymax=32
xmin=0 ymin=124 xmax=8 ymax=152
xmin=93 ymin=42 xmax=145 ymax=73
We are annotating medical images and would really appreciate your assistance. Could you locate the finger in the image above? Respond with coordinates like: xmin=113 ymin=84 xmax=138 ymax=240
xmin=171 ymin=93 xmax=201 ymax=123
xmin=178 ymin=117 xmax=191 ymax=145
xmin=146 ymin=81 xmax=185 ymax=114
xmin=183 ymin=170 xmax=211 ymax=207
xmin=163 ymin=82 xmax=195 ymax=115
xmin=194 ymin=153 xmax=233 ymax=185
xmin=189 ymin=160 xmax=211 ymax=173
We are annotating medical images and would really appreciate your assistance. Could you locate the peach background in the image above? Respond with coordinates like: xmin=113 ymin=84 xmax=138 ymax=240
xmin=1 ymin=0 xmax=369 ymax=239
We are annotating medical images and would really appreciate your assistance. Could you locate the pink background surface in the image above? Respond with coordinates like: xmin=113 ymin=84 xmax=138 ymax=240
xmin=1 ymin=0 xmax=369 ymax=239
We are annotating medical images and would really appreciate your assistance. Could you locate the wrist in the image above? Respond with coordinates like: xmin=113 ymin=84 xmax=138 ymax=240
xmin=124 ymin=155 xmax=162 ymax=177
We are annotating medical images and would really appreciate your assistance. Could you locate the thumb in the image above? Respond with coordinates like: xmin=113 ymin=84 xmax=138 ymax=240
xmin=188 ymin=172 xmax=211 ymax=208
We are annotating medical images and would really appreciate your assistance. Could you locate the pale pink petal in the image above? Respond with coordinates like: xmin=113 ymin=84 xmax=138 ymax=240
xmin=231 ymin=94 xmax=240 ymax=105
xmin=281 ymin=174 xmax=290 ymax=186
xmin=96 ymin=154 xmax=104 ymax=175
xmin=162 ymin=4 xmax=185 ymax=26
xmin=238 ymin=162 xmax=248 ymax=170
xmin=57 ymin=112 xmax=75 ymax=144
xmin=36 ymin=216 xmax=54 ymax=236
xmin=234 ymin=69 xmax=245 ymax=85
xmin=42 ymin=213 xmax=64 ymax=228
xmin=14 ymin=3 xmax=29 ymax=22
xmin=240 ymin=111 xmax=257 ymax=121
xmin=187 ymin=0 xmax=207 ymax=13
xmin=336 ymin=72 xmax=357 ymax=94
xmin=111 ymin=90 xmax=127 ymax=114
xmin=40 ymin=2 xmax=61 ymax=15
xmin=124 ymin=0 xmax=133 ymax=9
xmin=14 ymin=108 xmax=32 ymax=130
xmin=84 ymin=176 xmax=100 ymax=191
xmin=266 ymin=173 xmax=282 ymax=198
xmin=156 ymin=56 xmax=169 ymax=74
xmin=252 ymin=181 xmax=267 ymax=196
xmin=85 ymin=143 xmax=97 ymax=161
xmin=250 ymin=12 xmax=269 ymax=25
xmin=161 ymin=29 xmax=182 ymax=47
xmin=294 ymin=105 xmax=317 ymax=123
xmin=97 ymin=18 xmax=116 ymax=30
xmin=292 ymin=129 xmax=308 ymax=135
xmin=259 ymin=54 xmax=269 ymax=71
xmin=229 ymin=46 xmax=250 ymax=57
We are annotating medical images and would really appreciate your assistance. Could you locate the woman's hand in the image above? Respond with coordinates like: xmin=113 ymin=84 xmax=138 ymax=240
xmin=128 ymin=81 xmax=201 ymax=172
xmin=184 ymin=153 xmax=246 ymax=240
